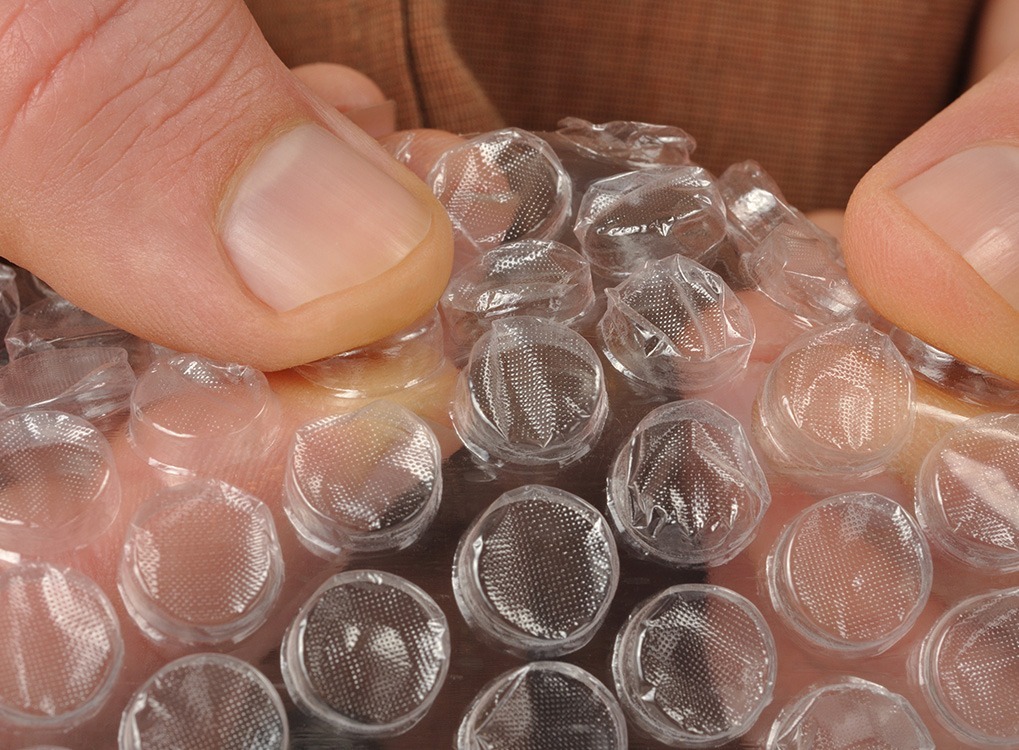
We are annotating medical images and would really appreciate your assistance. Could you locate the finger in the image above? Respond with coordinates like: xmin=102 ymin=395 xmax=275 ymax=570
xmin=0 ymin=0 xmax=452 ymax=372
xmin=290 ymin=62 xmax=397 ymax=138
xmin=842 ymin=50 xmax=1019 ymax=382
xmin=969 ymin=0 xmax=1019 ymax=84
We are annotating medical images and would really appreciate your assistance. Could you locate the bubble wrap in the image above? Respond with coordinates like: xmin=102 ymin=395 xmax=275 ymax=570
xmin=717 ymin=160 xmax=800 ymax=244
xmin=428 ymin=128 xmax=572 ymax=251
xmin=574 ymin=166 xmax=727 ymax=278
xmin=451 ymin=316 xmax=608 ymax=466
xmin=919 ymin=588 xmax=1019 ymax=746
xmin=0 ymin=409 xmax=120 ymax=556
xmin=613 ymin=584 xmax=776 ymax=747
xmin=119 ymin=654 xmax=288 ymax=750
xmin=0 ymin=564 xmax=122 ymax=729
xmin=555 ymin=117 xmax=697 ymax=168
xmin=607 ymin=400 xmax=770 ymax=567
xmin=453 ymin=485 xmax=619 ymax=657
xmin=281 ymin=570 xmax=449 ymax=738
xmin=754 ymin=321 xmax=915 ymax=476
xmin=440 ymin=239 xmax=595 ymax=360
xmin=119 ymin=479 xmax=284 ymax=645
xmin=767 ymin=678 xmax=933 ymax=750
xmin=916 ymin=412 xmax=1019 ymax=571
xmin=598 ymin=254 xmax=755 ymax=393
xmin=767 ymin=493 xmax=932 ymax=656
xmin=284 ymin=400 xmax=442 ymax=557
xmin=457 ymin=661 xmax=627 ymax=750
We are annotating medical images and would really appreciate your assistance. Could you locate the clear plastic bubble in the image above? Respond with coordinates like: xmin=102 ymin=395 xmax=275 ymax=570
xmin=598 ymin=254 xmax=755 ymax=394
xmin=717 ymin=160 xmax=800 ymax=244
xmin=753 ymin=321 xmax=915 ymax=477
xmin=607 ymin=400 xmax=770 ymax=567
xmin=612 ymin=584 xmax=776 ymax=747
xmin=440 ymin=239 xmax=595 ymax=362
xmin=451 ymin=317 xmax=608 ymax=466
xmin=0 ymin=564 xmax=123 ymax=730
xmin=128 ymin=354 xmax=280 ymax=475
xmin=453 ymin=485 xmax=619 ymax=658
xmin=284 ymin=400 xmax=442 ymax=558
xmin=767 ymin=492 xmax=932 ymax=656
xmin=0 ymin=410 xmax=120 ymax=557
xmin=574 ymin=166 xmax=727 ymax=278
xmin=916 ymin=413 xmax=1019 ymax=572
xmin=294 ymin=310 xmax=446 ymax=398
xmin=281 ymin=570 xmax=450 ymax=739
xmin=457 ymin=661 xmax=628 ymax=750
xmin=428 ymin=128 xmax=572 ymax=251
xmin=766 ymin=677 xmax=933 ymax=750
xmin=918 ymin=587 xmax=1019 ymax=747
xmin=118 ymin=479 xmax=284 ymax=646
xmin=555 ymin=117 xmax=697 ymax=168
xmin=119 ymin=654 xmax=288 ymax=750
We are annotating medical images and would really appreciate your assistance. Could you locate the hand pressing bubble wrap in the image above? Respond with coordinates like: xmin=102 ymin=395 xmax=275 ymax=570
xmin=2 ymin=119 xmax=1019 ymax=750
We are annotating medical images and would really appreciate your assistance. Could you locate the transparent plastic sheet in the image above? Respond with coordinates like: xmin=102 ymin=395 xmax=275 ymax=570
xmin=2 ymin=121 xmax=1019 ymax=749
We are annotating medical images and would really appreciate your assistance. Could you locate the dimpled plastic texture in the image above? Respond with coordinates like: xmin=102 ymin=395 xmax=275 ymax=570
xmin=574 ymin=166 xmax=727 ymax=279
xmin=0 ymin=564 xmax=122 ymax=730
xmin=919 ymin=588 xmax=1019 ymax=746
xmin=916 ymin=413 xmax=1019 ymax=571
xmin=607 ymin=400 xmax=770 ymax=567
xmin=294 ymin=310 xmax=446 ymax=398
xmin=453 ymin=485 xmax=619 ymax=658
xmin=281 ymin=570 xmax=450 ymax=738
xmin=284 ymin=400 xmax=442 ymax=558
xmin=717 ymin=160 xmax=800 ymax=244
xmin=428 ymin=128 xmax=572 ymax=251
xmin=119 ymin=479 xmax=284 ymax=646
xmin=440 ymin=239 xmax=595 ymax=361
xmin=741 ymin=220 xmax=864 ymax=325
xmin=128 ymin=354 xmax=279 ymax=474
xmin=456 ymin=661 xmax=628 ymax=750
xmin=766 ymin=677 xmax=933 ymax=750
xmin=613 ymin=584 xmax=777 ymax=747
xmin=451 ymin=316 xmax=608 ymax=466
xmin=119 ymin=654 xmax=288 ymax=750
xmin=598 ymin=254 xmax=755 ymax=394
xmin=753 ymin=321 xmax=915 ymax=476
xmin=767 ymin=493 xmax=932 ymax=656
xmin=0 ymin=347 xmax=136 ymax=428
xmin=0 ymin=410 xmax=120 ymax=556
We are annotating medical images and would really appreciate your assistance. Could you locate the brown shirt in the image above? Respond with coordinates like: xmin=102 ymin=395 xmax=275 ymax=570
xmin=245 ymin=0 xmax=982 ymax=210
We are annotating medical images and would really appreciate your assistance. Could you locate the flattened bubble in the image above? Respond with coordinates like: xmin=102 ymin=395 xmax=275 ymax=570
xmin=598 ymin=254 xmax=755 ymax=394
xmin=607 ymin=400 xmax=770 ymax=567
xmin=457 ymin=661 xmax=627 ymax=750
xmin=451 ymin=317 xmax=608 ymax=467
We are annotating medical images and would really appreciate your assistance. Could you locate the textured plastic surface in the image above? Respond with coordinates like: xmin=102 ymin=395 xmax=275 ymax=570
xmin=717 ymin=160 xmax=799 ymax=245
xmin=916 ymin=412 xmax=1019 ymax=571
xmin=119 ymin=479 xmax=284 ymax=646
xmin=453 ymin=485 xmax=619 ymax=658
xmin=0 ymin=409 xmax=120 ymax=556
xmin=0 ymin=564 xmax=122 ymax=730
xmin=574 ymin=166 xmax=727 ymax=278
xmin=753 ymin=321 xmax=915 ymax=476
xmin=598 ymin=254 xmax=754 ymax=394
xmin=281 ymin=570 xmax=450 ymax=738
xmin=456 ymin=661 xmax=627 ymax=750
xmin=119 ymin=654 xmax=288 ymax=750
xmin=428 ymin=128 xmax=572 ymax=251
xmin=766 ymin=677 xmax=933 ymax=750
xmin=767 ymin=492 xmax=932 ymax=656
xmin=613 ymin=584 xmax=777 ymax=747
xmin=607 ymin=400 xmax=770 ymax=567
xmin=440 ymin=239 xmax=595 ymax=362
xmin=451 ymin=316 xmax=608 ymax=466
xmin=284 ymin=400 xmax=442 ymax=558
xmin=919 ymin=587 xmax=1019 ymax=747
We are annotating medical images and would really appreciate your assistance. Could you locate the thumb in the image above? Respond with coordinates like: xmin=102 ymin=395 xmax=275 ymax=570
xmin=843 ymin=50 xmax=1019 ymax=382
xmin=0 ymin=0 xmax=452 ymax=371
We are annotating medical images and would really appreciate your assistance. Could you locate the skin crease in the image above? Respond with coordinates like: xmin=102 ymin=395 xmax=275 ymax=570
xmin=5 ymin=2 xmax=1019 ymax=745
